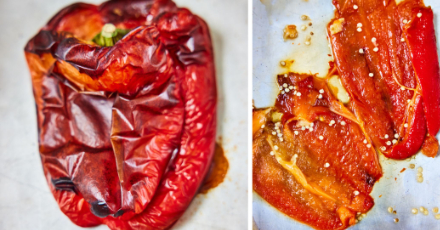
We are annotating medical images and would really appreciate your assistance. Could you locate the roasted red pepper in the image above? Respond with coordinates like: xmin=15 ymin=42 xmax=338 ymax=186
xmin=253 ymin=0 xmax=440 ymax=229
xmin=328 ymin=0 xmax=440 ymax=160
xmin=24 ymin=0 xmax=217 ymax=229
xmin=404 ymin=7 xmax=440 ymax=137
xmin=386 ymin=95 xmax=426 ymax=159
xmin=253 ymin=73 xmax=382 ymax=229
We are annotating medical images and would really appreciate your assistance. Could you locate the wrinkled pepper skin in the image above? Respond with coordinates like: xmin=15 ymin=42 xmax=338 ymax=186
xmin=24 ymin=0 xmax=217 ymax=229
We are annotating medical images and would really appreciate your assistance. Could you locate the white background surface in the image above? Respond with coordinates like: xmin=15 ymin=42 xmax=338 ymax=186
xmin=0 ymin=0 xmax=248 ymax=229
xmin=253 ymin=0 xmax=440 ymax=229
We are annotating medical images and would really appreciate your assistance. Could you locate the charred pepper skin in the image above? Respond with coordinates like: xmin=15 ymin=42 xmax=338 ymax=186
xmin=24 ymin=0 xmax=216 ymax=229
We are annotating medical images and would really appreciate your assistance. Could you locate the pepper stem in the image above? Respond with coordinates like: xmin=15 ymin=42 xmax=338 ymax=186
xmin=92 ymin=23 xmax=130 ymax=47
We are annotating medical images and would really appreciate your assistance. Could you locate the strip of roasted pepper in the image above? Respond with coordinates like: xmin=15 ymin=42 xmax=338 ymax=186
xmin=404 ymin=7 xmax=440 ymax=137
xmin=384 ymin=95 xmax=427 ymax=159
xmin=328 ymin=0 xmax=439 ymax=160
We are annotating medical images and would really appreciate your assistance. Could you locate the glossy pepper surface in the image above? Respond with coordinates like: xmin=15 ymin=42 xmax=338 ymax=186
xmin=24 ymin=0 xmax=217 ymax=229
xmin=328 ymin=0 xmax=440 ymax=160
xmin=253 ymin=73 xmax=382 ymax=230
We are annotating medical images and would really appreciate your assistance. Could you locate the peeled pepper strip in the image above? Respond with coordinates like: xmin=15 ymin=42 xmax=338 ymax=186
xmin=24 ymin=0 xmax=216 ymax=229
xmin=253 ymin=73 xmax=382 ymax=230
xmin=328 ymin=0 xmax=439 ymax=160
xmin=404 ymin=7 xmax=440 ymax=137
xmin=385 ymin=95 xmax=427 ymax=159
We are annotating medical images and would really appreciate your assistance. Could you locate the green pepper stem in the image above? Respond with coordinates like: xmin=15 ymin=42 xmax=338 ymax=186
xmin=101 ymin=24 xmax=116 ymax=38
xmin=92 ymin=23 xmax=130 ymax=47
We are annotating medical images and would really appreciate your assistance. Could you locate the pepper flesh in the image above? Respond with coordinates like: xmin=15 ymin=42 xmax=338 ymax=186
xmin=253 ymin=73 xmax=382 ymax=230
xmin=385 ymin=95 xmax=426 ymax=159
xmin=24 ymin=0 xmax=216 ymax=229
xmin=328 ymin=0 xmax=439 ymax=160
xmin=404 ymin=7 xmax=440 ymax=137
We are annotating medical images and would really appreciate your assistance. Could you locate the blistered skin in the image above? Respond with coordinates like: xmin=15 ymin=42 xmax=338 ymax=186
xmin=328 ymin=0 xmax=440 ymax=159
xmin=253 ymin=73 xmax=382 ymax=230
xmin=24 ymin=0 xmax=216 ymax=229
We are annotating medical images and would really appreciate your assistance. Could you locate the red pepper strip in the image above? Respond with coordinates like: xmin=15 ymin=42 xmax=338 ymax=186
xmin=254 ymin=73 xmax=382 ymax=230
xmin=404 ymin=7 xmax=440 ymax=137
xmin=384 ymin=95 xmax=426 ymax=159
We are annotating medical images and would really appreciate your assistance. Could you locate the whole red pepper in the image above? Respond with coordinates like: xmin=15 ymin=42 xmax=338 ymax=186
xmin=24 ymin=0 xmax=217 ymax=229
